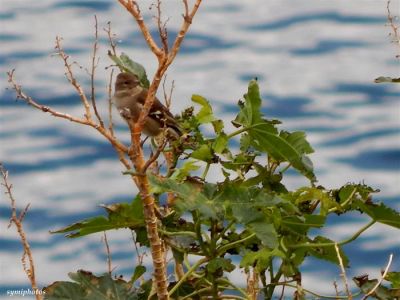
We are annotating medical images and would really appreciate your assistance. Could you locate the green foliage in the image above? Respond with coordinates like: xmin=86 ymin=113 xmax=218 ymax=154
xmin=374 ymin=76 xmax=400 ymax=83
xmin=44 ymin=270 xmax=151 ymax=300
xmin=354 ymin=274 xmax=400 ymax=300
xmin=108 ymin=52 xmax=150 ymax=88
xmin=51 ymin=79 xmax=400 ymax=299
xmin=51 ymin=196 xmax=145 ymax=238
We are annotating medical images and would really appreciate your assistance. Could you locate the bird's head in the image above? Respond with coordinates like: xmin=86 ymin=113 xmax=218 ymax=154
xmin=115 ymin=72 xmax=141 ymax=92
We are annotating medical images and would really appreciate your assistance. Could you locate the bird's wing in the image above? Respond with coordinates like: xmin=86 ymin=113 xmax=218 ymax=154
xmin=136 ymin=89 xmax=181 ymax=134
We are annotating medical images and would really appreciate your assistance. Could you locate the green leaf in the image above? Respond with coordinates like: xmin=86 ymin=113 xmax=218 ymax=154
xmin=221 ymin=152 xmax=255 ymax=172
xmin=192 ymin=94 xmax=215 ymax=124
xmin=212 ymin=119 xmax=224 ymax=134
xmin=240 ymin=248 xmax=285 ymax=272
xmin=131 ymin=265 xmax=146 ymax=283
xmin=44 ymin=270 xmax=140 ymax=300
xmin=386 ymin=272 xmax=400 ymax=288
xmin=309 ymin=236 xmax=349 ymax=267
xmin=280 ymin=131 xmax=314 ymax=155
xmin=232 ymin=80 xmax=316 ymax=181
xmin=354 ymin=275 xmax=394 ymax=300
xmin=212 ymin=132 xmax=229 ymax=154
xmin=108 ymin=52 xmax=150 ymax=88
xmin=354 ymin=200 xmax=400 ymax=229
xmin=374 ymin=76 xmax=400 ymax=83
xmin=239 ymin=133 xmax=251 ymax=151
xmin=190 ymin=144 xmax=214 ymax=162
xmin=51 ymin=197 xmax=145 ymax=238
xmin=247 ymin=221 xmax=278 ymax=248
xmin=281 ymin=214 xmax=326 ymax=235
xmin=149 ymin=175 xmax=220 ymax=219
xmin=207 ymin=258 xmax=235 ymax=273
xmin=233 ymin=79 xmax=262 ymax=127
xmin=293 ymin=187 xmax=339 ymax=215
xmin=250 ymin=127 xmax=316 ymax=181
xmin=170 ymin=160 xmax=200 ymax=181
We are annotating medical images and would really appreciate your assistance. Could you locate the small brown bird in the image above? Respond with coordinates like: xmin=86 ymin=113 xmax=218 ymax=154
xmin=113 ymin=72 xmax=181 ymax=139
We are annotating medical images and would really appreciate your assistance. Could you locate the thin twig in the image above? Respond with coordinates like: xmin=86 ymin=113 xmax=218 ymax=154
xmin=104 ymin=21 xmax=117 ymax=57
xmin=142 ymin=140 xmax=167 ymax=174
xmin=334 ymin=243 xmax=352 ymax=299
xmin=103 ymin=232 xmax=112 ymax=275
xmin=107 ymin=68 xmax=115 ymax=137
xmin=361 ymin=253 xmax=394 ymax=299
xmin=162 ymin=75 xmax=175 ymax=109
xmin=89 ymin=15 xmax=104 ymax=128
xmin=55 ymin=36 xmax=92 ymax=120
xmin=386 ymin=0 xmax=400 ymax=58
xmin=1 ymin=164 xmax=42 ymax=300
xmin=118 ymin=0 xmax=163 ymax=57
xmin=131 ymin=230 xmax=145 ymax=265
xmin=155 ymin=0 xmax=169 ymax=53
xmin=333 ymin=280 xmax=339 ymax=297
xmin=7 ymin=70 xmax=128 ymax=155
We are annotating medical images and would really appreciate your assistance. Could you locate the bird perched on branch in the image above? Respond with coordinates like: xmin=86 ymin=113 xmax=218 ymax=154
xmin=113 ymin=72 xmax=181 ymax=140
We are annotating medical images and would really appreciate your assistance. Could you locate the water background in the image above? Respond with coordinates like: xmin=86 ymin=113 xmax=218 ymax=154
xmin=1 ymin=0 xmax=400 ymax=298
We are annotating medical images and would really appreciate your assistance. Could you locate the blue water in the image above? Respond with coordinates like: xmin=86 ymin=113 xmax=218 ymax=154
xmin=1 ymin=0 xmax=399 ymax=298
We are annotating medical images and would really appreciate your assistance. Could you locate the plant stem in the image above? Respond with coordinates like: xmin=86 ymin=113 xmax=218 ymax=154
xmin=193 ymin=211 xmax=209 ymax=255
xmin=180 ymin=287 xmax=212 ymax=299
xmin=267 ymin=282 xmax=362 ymax=299
xmin=328 ymin=187 xmax=357 ymax=213
xmin=265 ymin=265 xmax=283 ymax=299
xmin=159 ymin=229 xmax=197 ymax=238
xmin=210 ymin=220 xmax=219 ymax=299
xmin=226 ymin=123 xmax=268 ymax=139
xmin=218 ymin=278 xmax=248 ymax=297
xmin=202 ymin=162 xmax=210 ymax=180
xmin=279 ymin=163 xmax=291 ymax=174
xmin=217 ymin=233 xmax=256 ymax=256
xmin=289 ymin=220 xmax=376 ymax=249
xmin=217 ymin=220 xmax=235 ymax=241
xmin=168 ymin=257 xmax=208 ymax=297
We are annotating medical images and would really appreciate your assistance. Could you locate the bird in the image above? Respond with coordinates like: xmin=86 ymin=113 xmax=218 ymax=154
xmin=113 ymin=72 xmax=181 ymax=140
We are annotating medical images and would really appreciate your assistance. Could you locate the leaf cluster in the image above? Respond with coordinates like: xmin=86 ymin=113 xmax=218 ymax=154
xmin=45 ymin=79 xmax=400 ymax=299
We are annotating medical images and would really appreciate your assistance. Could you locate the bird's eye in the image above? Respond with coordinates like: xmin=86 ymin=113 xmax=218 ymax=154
xmin=124 ymin=81 xmax=130 ymax=84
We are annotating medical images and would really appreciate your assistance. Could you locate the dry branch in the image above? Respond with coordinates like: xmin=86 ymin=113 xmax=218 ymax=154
xmin=335 ymin=243 xmax=352 ymax=299
xmin=1 ymin=164 xmax=42 ymax=300
xmin=113 ymin=2 xmax=203 ymax=298
xmin=387 ymin=0 xmax=400 ymax=58
xmin=102 ymin=232 xmax=113 ymax=275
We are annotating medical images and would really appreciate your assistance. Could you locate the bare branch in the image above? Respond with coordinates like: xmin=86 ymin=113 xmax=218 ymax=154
xmin=387 ymin=0 xmax=400 ymax=58
xmin=167 ymin=0 xmax=202 ymax=65
xmin=335 ymin=243 xmax=352 ymax=299
xmin=162 ymin=75 xmax=175 ymax=109
xmin=102 ymin=232 xmax=113 ymax=275
xmin=117 ymin=0 xmax=163 ymax=58
xmin=142 ymin=139 xmax=167 ymax=174
xmin=107 ymin=68 xmax=115 ymax=137
xmin=89 ymin=15 xmax=105 ymax=128
xmin=104 ymin=21 xmax=117 ymax=57
xmin=55 ymin=36 xmax=92 ymax=120
xmin=7 ymin=70 xmax=128 ymax=155
xmin=155 ymin=0 xmax=169 ymax=53
xmin=1 ymin=164 xmax=42 ymax=300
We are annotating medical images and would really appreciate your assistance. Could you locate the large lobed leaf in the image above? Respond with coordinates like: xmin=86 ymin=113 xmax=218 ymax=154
xmin=51 ymin=197 xmax=145 ymax=238
xmin=44 ymin=270 xmax=149 ymax=300
xmin=355 ymin=200 xmax=400 ymax=229
xmin=233 ymin=80 xmax=316 ymax=182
